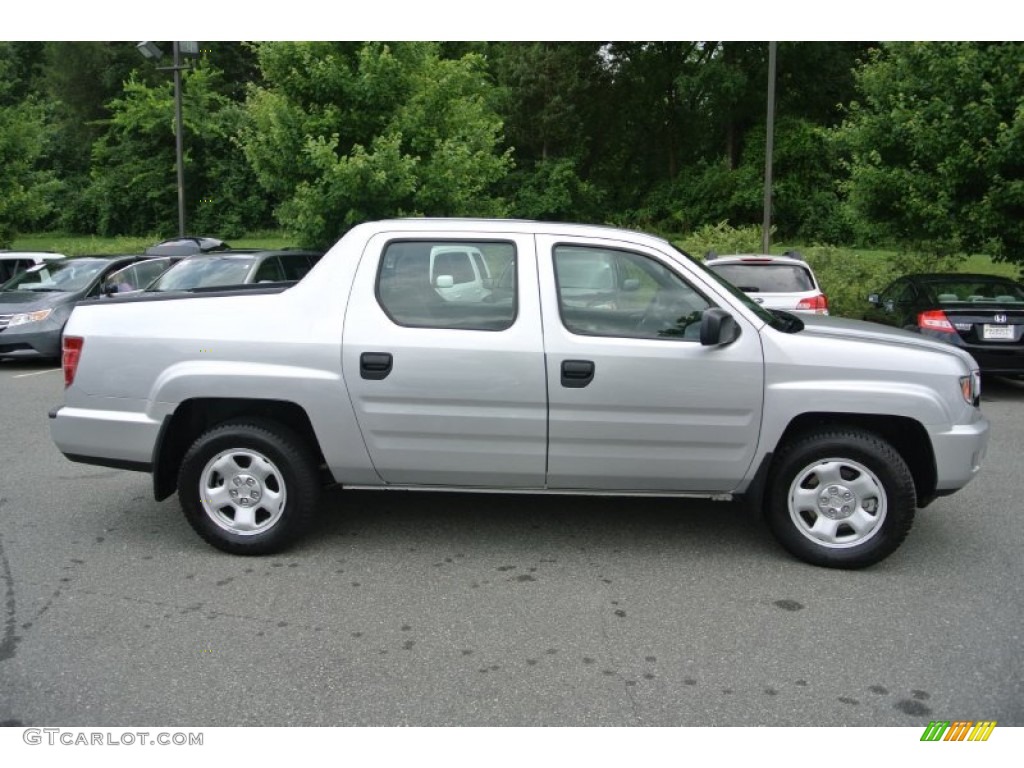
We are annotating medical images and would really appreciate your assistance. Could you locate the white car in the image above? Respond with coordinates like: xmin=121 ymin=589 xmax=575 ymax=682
xmin=0 ymin=251 xmax=67 ymax=285
xmin=704 ymin=254 xmax=828 ymax=314
xmin=429 ymin=244 xmax=492 ymax=303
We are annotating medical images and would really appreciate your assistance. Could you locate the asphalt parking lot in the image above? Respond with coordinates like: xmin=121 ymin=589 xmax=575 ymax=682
xmin=1 ymin=358 xmax=1022 ymax=727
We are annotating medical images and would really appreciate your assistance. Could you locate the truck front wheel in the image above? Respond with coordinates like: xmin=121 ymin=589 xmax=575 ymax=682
xmin=766 ymin=428 xmax=917 ymax=569
xmin=177 ymin=420 xmax=320 ymax=554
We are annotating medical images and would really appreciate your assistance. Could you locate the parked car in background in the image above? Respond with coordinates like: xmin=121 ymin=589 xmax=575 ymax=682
xmin=140 ymin=249 xmax=323 ymax=293
xmin=704 ymin=254 xmax=829 ymax=315
xmin=0 ymin=251 xmax=67 ymax=284
xmin=865 ymin=273 xmax=1024 ymax=376
xmin=0 ymin=256 xmax=146 ymax=359
xmin=101 ymin=236 xmax=235 ymax=296
xmin=429 ymin=244 xmax=492 ymax=303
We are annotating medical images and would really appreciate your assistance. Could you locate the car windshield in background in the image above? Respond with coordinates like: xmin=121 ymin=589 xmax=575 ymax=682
xmin=925 ymin=277 xmax=1024 ymax=303
xmin=2 ymin=259 xmax=109 ymax=293
xmin=707 ymin=263 xmax=814 ymax=293
xmin=148 ymin=256 xmax=256 ymax=292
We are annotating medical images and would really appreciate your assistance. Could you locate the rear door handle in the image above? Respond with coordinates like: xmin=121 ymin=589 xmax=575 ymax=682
xmin=561 ymin=359 xmax=595 ymax=388
xmin=360 ymin=352 xmax=393 ymax=380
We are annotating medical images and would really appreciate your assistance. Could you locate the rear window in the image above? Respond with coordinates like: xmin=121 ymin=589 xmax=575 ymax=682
xmin=708 ymin=263 xmax=814 ymax=293
xmin=926 ymin=279 xmax=1024 ymax=304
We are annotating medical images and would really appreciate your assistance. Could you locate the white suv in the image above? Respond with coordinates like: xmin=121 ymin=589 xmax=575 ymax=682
xmin=429 ymin=245 xmax=492 ymax=303
xmin=0 ymin=251 xmax=67 ymax=285
xmin=704 ymin=254 xmax=828 ymax=315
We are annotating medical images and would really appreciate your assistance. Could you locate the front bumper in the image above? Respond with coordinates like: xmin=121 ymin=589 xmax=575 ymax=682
xmin=0 ymin=317 xmax=63 ymax=358
xmin=929 ymin=416 xmax=990 ymax=492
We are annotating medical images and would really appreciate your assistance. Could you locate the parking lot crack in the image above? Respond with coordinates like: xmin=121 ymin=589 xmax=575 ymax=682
xmin=0 ymin=530 xmax=19 ymax=662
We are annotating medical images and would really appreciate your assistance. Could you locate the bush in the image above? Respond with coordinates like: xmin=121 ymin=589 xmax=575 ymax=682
xmin=804 ymin=248 xmax=964 ymax=319
xmin=676 ymin=221 xmax=770 ymax=259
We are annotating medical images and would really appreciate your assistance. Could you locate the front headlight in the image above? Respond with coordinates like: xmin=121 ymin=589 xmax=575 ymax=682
xmin=8 ymin=308 xmax=53 ymax=327
xmin=959 ymin=371 xmax=982 ymax=405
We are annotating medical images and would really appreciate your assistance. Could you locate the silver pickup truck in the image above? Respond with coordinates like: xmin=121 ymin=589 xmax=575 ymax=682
xmin=49 ymin=219 xmax=989 ymax=568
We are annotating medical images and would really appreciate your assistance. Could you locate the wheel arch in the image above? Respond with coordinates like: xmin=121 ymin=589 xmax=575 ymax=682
xmin=153 ymin=397 xmax=331 ymax=501
xmin=752 ymin=412 xmax=937 ymax=509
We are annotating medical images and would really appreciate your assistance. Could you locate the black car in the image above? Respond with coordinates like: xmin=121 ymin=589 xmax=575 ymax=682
xmin=865 ymin=273 xmax=1024 ymax=375
xmin=0 ymin=256 xmax=147 ymax=360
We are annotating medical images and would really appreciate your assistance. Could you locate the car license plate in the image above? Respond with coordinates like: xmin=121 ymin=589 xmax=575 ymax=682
xmin=983 ymin=324 xmax=1014 ymax=340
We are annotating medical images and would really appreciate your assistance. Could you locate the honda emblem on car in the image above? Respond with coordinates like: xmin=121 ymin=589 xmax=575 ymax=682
xmin=994 ymin=314 xmax=1007 ymax=324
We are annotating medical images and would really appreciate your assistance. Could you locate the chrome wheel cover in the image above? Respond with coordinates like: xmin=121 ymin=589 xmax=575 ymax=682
xmin=788 ymin=457 xmax=887 ymax=549
xmin=199 ymin=448 xmax=287 ymax=536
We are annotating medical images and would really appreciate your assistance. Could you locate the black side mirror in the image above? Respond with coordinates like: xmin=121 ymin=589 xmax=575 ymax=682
xmin=700 ymin=308 xmax=740 ymax=346
xmin=103 ymin=282 xmax=119 ymax=296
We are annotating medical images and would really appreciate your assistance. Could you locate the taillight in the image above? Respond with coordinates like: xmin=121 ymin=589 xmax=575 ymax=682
xmin=918 ymin=310 xmax=955 ymax=333
xmin=796 ymin=294 xmax=829 ymax=313
xmin=63 ymin=336 xmax=83 ymax=388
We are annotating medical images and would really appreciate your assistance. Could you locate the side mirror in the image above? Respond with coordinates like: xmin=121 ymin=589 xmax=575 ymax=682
xmin=867 ymin=293 xmax=880 ymax=305
xmin=621 ymin=278 xmax=640 ymax=292
xmin=700 ymin=308 xmax=740 ymax=346
xmin=435 ymin=275 xmax=455 ymax=289
xmin=103 ymin=282 xmax=119 ymax=295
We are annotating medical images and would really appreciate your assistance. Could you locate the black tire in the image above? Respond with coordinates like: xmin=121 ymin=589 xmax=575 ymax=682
xmin=177 ymin=419 xmax=321 ymax=555
xmin=765 ymin=428 xmax=916 ymax=569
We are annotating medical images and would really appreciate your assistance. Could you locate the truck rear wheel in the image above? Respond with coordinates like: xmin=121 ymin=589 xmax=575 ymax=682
xmin=177 ymin=420 xmax=320 ymax=554
xmin=766 ymin=428 xmax=917 ymax=569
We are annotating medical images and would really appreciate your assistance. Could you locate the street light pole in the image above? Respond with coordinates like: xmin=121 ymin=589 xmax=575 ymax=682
xmin=762 ymin=40 xmax=777 ymax=255
xmin=172 ymin=41 xmax=186 ymax=238
xmin=136 ymin=41 xmax=198 ymax=239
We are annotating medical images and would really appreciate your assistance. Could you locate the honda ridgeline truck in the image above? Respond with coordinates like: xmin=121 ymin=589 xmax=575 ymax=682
xmin=49 ymin=219 xmax=989 ymax=568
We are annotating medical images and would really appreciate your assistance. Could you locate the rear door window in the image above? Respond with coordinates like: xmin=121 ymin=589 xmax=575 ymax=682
xmin=377 ymin=241 xmax=516 ymax=330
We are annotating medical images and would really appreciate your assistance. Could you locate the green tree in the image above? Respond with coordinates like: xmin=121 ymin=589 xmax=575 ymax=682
xmin=240 ymin=42 xmax=511 ymax=248
xmin=489 ymin=42 xmax=607 ymax=220
xmin=0 ymin=43 xmax=57 ymax=246
xmin=87 ymin=61 xmax=269 ymax=238
xmin=840 ymin=42 xmax=1024 ymax=261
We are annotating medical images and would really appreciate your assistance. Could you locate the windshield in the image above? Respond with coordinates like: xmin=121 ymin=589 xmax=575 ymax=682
xmin=2 ymin=259 xmax=109 ymax=293
xmin=148 ymin=256 xmax=256 ymax=291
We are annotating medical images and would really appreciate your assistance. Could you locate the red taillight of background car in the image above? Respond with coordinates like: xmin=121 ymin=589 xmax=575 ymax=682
xmin=63 ymin=336 xmax=83 ymax=388
xmin=918 ymin=309 xmax=955 ymax=333
xmin=796 ymin=294 xmax=829 ymax=313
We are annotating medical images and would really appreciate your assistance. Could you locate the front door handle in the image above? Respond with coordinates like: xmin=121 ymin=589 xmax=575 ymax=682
xmin=561 ymin=359 xmax=595 ymax=388
xmin=360 ymin=352 xmax=393 ymax=380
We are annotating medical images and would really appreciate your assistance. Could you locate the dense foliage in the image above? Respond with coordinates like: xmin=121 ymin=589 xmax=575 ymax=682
xmin=240 ymin=42 xmax=510 ymax=247
xmin=0 ymin=40 xmax=1022 ymax=269
xmin=839 ymin=42 xmax=1024 ymax=264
